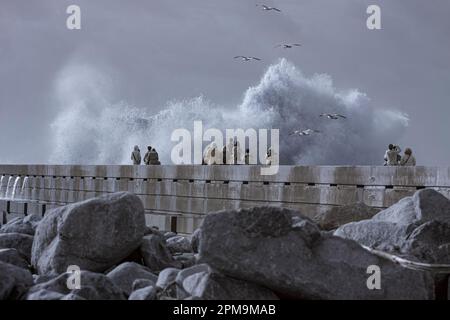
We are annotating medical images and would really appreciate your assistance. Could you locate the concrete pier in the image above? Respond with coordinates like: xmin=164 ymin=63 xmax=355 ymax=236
xmin=1 ymin=165 xmax=449 ymax=233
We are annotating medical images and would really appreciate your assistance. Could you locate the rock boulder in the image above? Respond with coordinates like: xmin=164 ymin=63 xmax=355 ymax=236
xmin=198 ymin=207 xmax=435 ymax=300
xmin=31 ymin=192 xmax=146 ymax=274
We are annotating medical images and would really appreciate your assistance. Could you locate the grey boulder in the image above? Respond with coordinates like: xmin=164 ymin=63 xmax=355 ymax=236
xmin=0 ymin=248 xmax=29 ymax=270
xmin=140 ymin=234 xmax=181 ymax=272
xmin=132 ymin=279 xmax=155 ymax=291
xmin=106 ymin=262 xmax=157 ymax=296
xmin=173 ymin=253 xmax=197 ymax=269
xmin=335 ymin=189 xmax=450 ymax=262
xmin=313 ymin=202 xmax=379 ymax=231
xmin=190 ymin=228 xmax=201 ymax=253
xmin=175 ymin=264 xmax=278 ymax=300
xmin=0 ymin=261 xmax=34 ymax=300
xmin=401 ymin=220 xmax=450 ymax=263
xmin=0 ymin=221 xmax=35 ymax=236
xmin=198 ymin=206 xmax=434 ymax=300
xmin=128 ymin=286 xmax=157 ymax=300
xmin=156 ymin=267 xmax=180 ymax=290
xmin=27 ymin=289 xmax=65 ymax=300
xmin=0 ymin=233 xmax=34 ymax=261
xmin=31 ymin=192 xmax=146 ymax=274
xmin=27 ymin=270 xmax=126 ymax=300
xmin=166 ymin=235 xmax=193 ymax=254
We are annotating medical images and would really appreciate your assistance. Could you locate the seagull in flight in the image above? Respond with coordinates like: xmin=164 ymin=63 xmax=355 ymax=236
xmin=320 ymin=113 xmax=347 ymax=120
xmin=289 ymin=129 xmax=321 ymax=136
xmin=234 ymin=56 xmax=262 ymax=62
xmin=257 ymin=4 xmax=282 ymax=12
xmin=275 ymin=43 xmax=302 ymax=49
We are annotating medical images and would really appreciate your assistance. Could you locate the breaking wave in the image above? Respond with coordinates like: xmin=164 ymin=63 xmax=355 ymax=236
xmin=50 ymin=59 xmax=409 ymax=165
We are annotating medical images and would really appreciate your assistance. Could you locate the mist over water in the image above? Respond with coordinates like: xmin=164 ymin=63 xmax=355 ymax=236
xmin=50 ymin=59 xmax=409 ymax=165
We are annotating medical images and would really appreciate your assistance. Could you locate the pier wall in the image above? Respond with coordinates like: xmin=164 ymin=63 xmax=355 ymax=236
xmin=1 ymin=165 xmax=449 ymax=233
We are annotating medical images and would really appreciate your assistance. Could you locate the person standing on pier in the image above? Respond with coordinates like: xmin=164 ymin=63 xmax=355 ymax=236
xmin=400 ymin=148 xmax=416 ymax=166
xmin=384 ymin=144 xmax=401 ymax=166
xmin=131 ymin=145 xmax=142 ymax=165
xmin=144 ymin=146 xmax=152 ymax=165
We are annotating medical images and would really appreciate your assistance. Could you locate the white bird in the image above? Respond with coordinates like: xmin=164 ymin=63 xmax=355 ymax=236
xmin=289 ymin=129 xmax=321 ymax=136
xmin=275 ymin=43 xmax=302 ymax=49
xmin=320 ymin=113 xmax=347 ymax=120
xmin=257 ymin=4 xmax=282 ymax=12
xmin=234 ymin=56 xmax=262 ymax=62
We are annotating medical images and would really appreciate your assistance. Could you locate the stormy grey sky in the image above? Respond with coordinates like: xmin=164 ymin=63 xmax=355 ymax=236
xmin=0 ymin=0 xmax=449 ymax=165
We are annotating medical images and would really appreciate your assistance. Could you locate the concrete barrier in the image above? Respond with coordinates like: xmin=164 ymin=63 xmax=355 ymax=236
xmin=0 ymin=165 xmax=449 ymax=233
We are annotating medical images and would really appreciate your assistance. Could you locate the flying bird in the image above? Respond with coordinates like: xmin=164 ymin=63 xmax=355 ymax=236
xmin=320 ymin=113 xmax=347 ymax=120
xmin=234 ymin=56 xmax=262 ymax=62
xmin=289 ymin=129 xmax=321 ymax=136
xmin=257 ymin=4 xmax=282 ymax=12
xmin=275 ymin=43 xmax=302 ymax=49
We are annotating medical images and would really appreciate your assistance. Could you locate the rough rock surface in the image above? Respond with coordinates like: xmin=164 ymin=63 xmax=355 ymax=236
xmin=0 ymin=221 xmax=35 ymax=236
xmin=140 ymin=234 xmax=181 ymax=272
xmin=156 ymin=267 xmax=180 ymax=290
xmin=31 ymin=192 xmax=146 ymax=274
xmin=191 ymin=229 xmax=201 ymax=253
xmin=132 ymin=279 xmax=155 ymax=291
xmin=27 ymin=270 xmax=126 ymax=300
xmin=313 ymin=202 xmax=380 ymax=231
xmin=128 ymin=286 xmax=157 ymax=300
xmin=400 ymin=220 xmax=450 ymax=263
xmin=27 ymin=289 xmax=65 ymax=300
xmin=175 ymin=264 xmax=279 ymax=300
xmin=0 ymin=248 xmax=29 ymax=270
xmin=0 ymin=261 xmax=34 ymax=300
xmin=164 ymin=232 xmax=177 ymax=240
xmin=173 ymin=253 xmax=196 ymax=269
xmin=167 ymin=236 xmax=192 ymax=254
xmin=1 ymin=214 xmax=41 ymax=236
xmin=0 ymin=233 xmax=34 ymax=261
xmin=198 ymin=207 xmax=435 ymax=300
xmin=106 ymin=262 xmax=157 ymax=296
xmin=335 ymin=189 xmax=450 ymax=263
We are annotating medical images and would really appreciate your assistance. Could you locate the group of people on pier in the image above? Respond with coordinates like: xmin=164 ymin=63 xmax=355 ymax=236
xmin=384 ymin=144 xmax=416 ymax=166
xmin=130 ymin=143 xmax=417 ymax=166
xmin=131 ymin=145 xmax=161 ymax=165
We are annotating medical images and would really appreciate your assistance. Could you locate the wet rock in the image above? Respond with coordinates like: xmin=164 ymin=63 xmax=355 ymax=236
xmin=0 ymin=233 xmax=34 ymax=261
xmin=166 ymin=236 xmax=192 ymax=254
xmin=140 ymin=234 xmax=181 ymax=272
xmin=313 ymin=202 xmax=379 ymax=231
xmin=198 ymin=207 xmax=435 ymax=300
xmin=27 ymin=270 xmax=126 ymax=300
xmin=176 ymin=264 xmax=278 ymax=300
xmin=0 ymin=261 xmax=34 ymax=300
xmin=0 ymin=248 xmax=29 ymax=270
xmin=106 ymin=262 xmax=157 ymax=296
xmin=31 ymin=192 xmax=146 ymax=274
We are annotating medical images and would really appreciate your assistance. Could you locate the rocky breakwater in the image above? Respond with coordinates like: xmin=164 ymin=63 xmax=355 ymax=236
xmin=1 ymin=190 xmax=448 ymax=300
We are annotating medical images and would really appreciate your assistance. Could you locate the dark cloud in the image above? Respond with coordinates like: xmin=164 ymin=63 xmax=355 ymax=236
xmin=0 ymin=0 xmax=449 ymax=164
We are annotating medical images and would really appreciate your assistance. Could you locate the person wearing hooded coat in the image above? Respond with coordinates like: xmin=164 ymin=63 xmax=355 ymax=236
xmin=131 ymin=145 xmax=142 ymax=165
